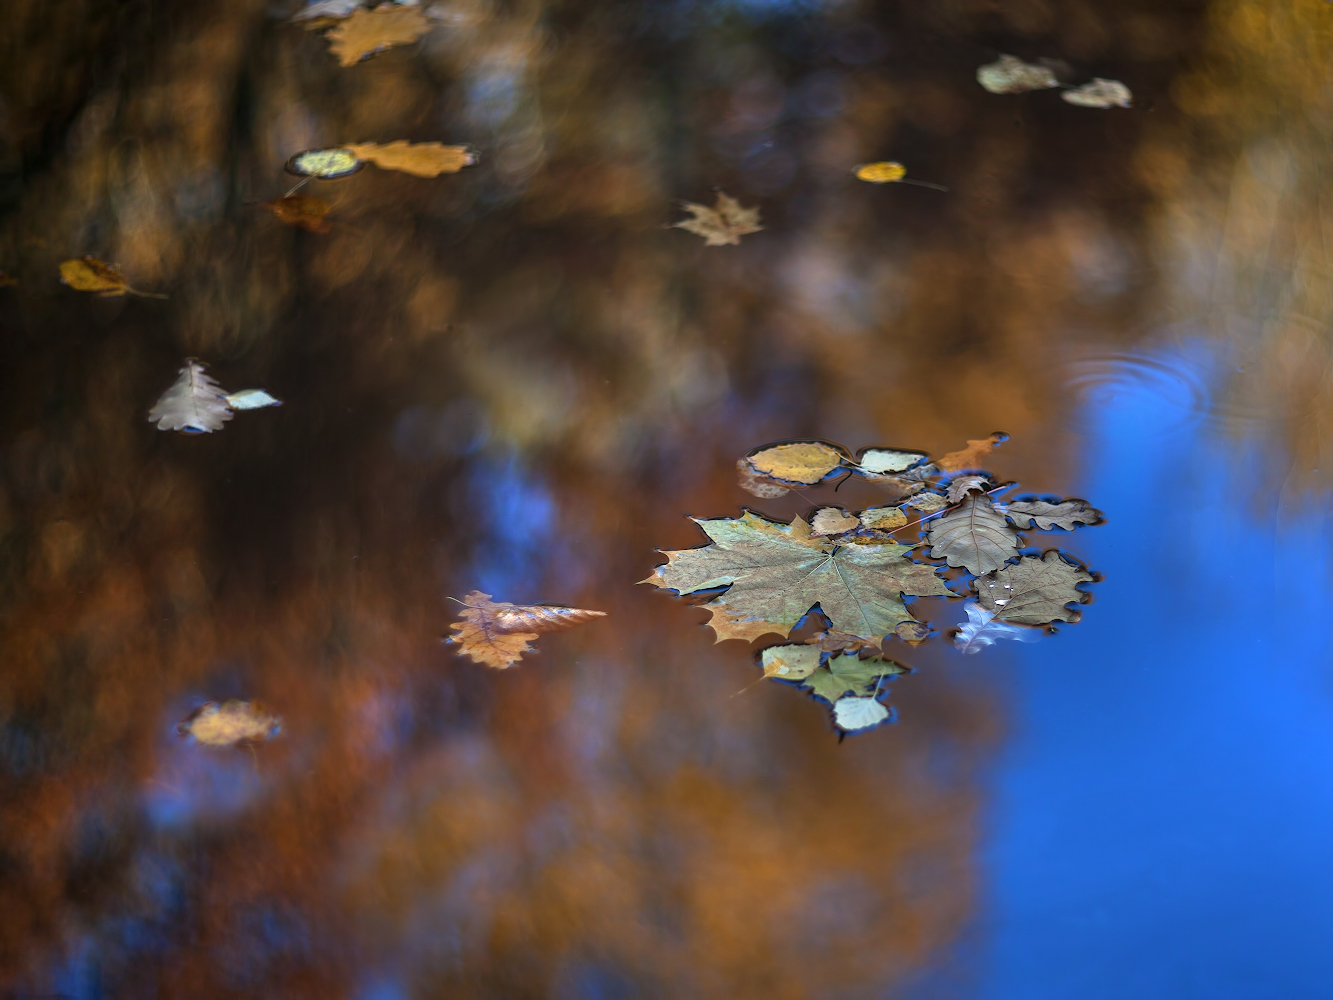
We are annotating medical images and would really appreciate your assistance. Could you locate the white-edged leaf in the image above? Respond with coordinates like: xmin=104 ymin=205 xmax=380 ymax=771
xmin=226 ymin=388 xmax=283 ymax=410
xmin=858 ymin=448 xmax=927 ymax=474
xmin=833 ymin=696 xmax=891 ymax=731
xmin=952 ymin=601 xmax=1043 ymax=654
xmin=148 ymin=361 xmax=233 ymax=434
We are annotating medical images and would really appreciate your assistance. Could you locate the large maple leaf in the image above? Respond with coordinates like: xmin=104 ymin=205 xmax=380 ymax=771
xmin=642 ymin=511 xmax=952 ymax=643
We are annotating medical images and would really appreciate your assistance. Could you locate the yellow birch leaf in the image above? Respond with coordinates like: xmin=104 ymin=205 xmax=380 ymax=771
xmin=745 ymin=441 xmax=848 ymax=485
xmin=854 ymin=161 xmax=907 ymax=183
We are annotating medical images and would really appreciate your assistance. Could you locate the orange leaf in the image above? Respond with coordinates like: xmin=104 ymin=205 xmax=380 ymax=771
xmin=447 ymin=590 xmax=606 ymax=669
xmin=345 ymin=141 xmax=477 ymax=177
xmin=938 ymin=432 xmax=1008 ymax=472
xmin=326 ymin=6 xmax=431 ymax=66
xmin=261 ymin=194 xmax=332 ymax=233
xmin=59 ymin=256 xmax=128 ymax=296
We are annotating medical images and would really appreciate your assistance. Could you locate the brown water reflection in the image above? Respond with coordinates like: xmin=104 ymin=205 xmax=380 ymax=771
xmin=1 ymin=0 xmax=1327 ymax=995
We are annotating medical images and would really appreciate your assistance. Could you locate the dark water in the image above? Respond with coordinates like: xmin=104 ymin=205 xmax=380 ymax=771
xmin=2 ymin=0 xmax=1332 ymax=997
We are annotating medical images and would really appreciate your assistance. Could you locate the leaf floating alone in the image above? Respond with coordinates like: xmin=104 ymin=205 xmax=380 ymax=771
xmin=854 ymin=161 xmax=907 ymax=183
xmin=745 ymin=441 xmax=847 ymax=486
xmin=261 ymin=194 xmax=332 ymax=233
xmin=225 ymin=389 xmax=283 ymax=410
xmin=938 ymin=432 xmax=1007 ymax=472
xmin=975 ymin=551 xmax=1093 ymax=625
xmin=59 ymin=256 xmax=166 ymax=299
xmin=346 ymin=141 xmax=477 ymax=178
xmin=1062 ymin=78 xmax=1132 ymax=109
xmin=178 ymin=701 xmax=281 ymax=746
xmin=736 ymin=458 xmax=791 ymax=499
xmin=953 ymin=602 xmax=1043 ymax=654
xmin=325 ymin=5 xmax=432 ymax=66
xmin=927 ymin=492 xmax=1019 ymax=576
xmin=1003 ymin=498 xmax=1103 ymax=530
xmin=673 ymin=192 xmax=762 ymax=247
xmin=833 ymin=696 xmax=891 ymax=732
xmin=148 ymin=361 xmax=232 ymax=434
xmin=286 ymin=148 xmax=364 ymax=179
xmin=801 ymin=651 xmax=907 ymax=704
xmin=643 ymin=510 xmax=950 ymax=644
xmin=447 ymin=590 xmax=606 ymax=669
xmin=977 ymin=54 xmax=1059 ymax=94
xmin=760 ymin=643 xmax=821 ymax=681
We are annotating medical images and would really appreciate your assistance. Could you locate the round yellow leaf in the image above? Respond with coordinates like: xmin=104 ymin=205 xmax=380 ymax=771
xmin=854 ymin=161 xmax=907 ymax=184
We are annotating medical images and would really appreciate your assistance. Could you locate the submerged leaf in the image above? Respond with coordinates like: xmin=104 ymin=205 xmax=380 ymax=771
xmin=643 ymin=510 xmax=951 ymax=644
xmin=894 ymin=621 xmax=931 ymax=643
xmin=286 ymin=148 xmax=364 ymax=179
xmin=832 ymin=696 xmax=891 ymax=732
xmin=810 ymin=507 xmax=859 ymax=536
xmin=261 ymin=194 xmax=332 ymax=232
xmin=953 ymin=601 xmax=1042 ymax=654
xmin=974 ymin=550 xmax=1092 ymax=625
xmin=1003 ymin=498 xmax=1102 ymax=530
xmin=760 ymin=643 xmax=821 ymax=681
xmin=746 ymin=441 xmax=847 ymax=485
xmin=179 ymin=701 xmax=281 ymax=746
xmin=447 ymin=590 xmax=606 ymax=669
xmin=801 ymin=651 xmax=907 ymax=704
xmin=673 ymin=192 xmax=762 ymax=246
xmin=326 ymin=5 xmax=431 ymax=66
xmin=977 ymin=55 xmax=1059 ymax=94
xmin=225 ymin=389 xmax=283 ymax=410
xmin=345 ymin=141 xmax=477 ymax=177
xmin=1062 ymin=78 xmax=1132 ymax=109
xmin=736 ymin=458 xmax=791 ymax=498
xmin=148 ymin=361 xmax=233 ymax=434
xmin=938 ymin=432 xmax=1006 ymax=472
xmin=854 ymin=161 xmax=907 ymax=183
xmin=926 ymin=492 xmax=1019 ymax=575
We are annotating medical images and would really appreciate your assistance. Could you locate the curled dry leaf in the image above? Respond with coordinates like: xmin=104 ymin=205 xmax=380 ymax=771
xmin=938 ymin=432 xmax=1007 ymax=472
xmin=859 ymin=506 xmax=907 ymax=531
xmin=148 ymin=361 xmax=233 ymax=434
xmin=953 ymin=602 xmax=1042 ymax=654
xmin=833 ymin=696 xmax=891 ymax=732
xmin=760 ymin=643 xmax=820 ymax=681
xmin=927 ymin=492 xmax=1019 ymax=576
xmin=1062 ymin=78 xmax=1132 ymax=109
xmin=262 ymin=194 xmax=332 ymax=233
xmin=810 ymin=507 xmax=860 ymax=536
xmin=326 ymin=4 xmax=431 ymax=65
xmin=643 ymin=510 xmax=950 ymax=645
xmin=746 ymin=441 xmax=847 ymax=485
xmin=977 ymin=54 xmax=1059 ymax=94
xmin=800 ymin=651 xmax=907 ymax=704
xmin=1003 ymin=498 xmax=1102 ymax=530
xmin=447 ymin=590 xmax=606 ymax=669
xmin=345 ymin=141 xmax=477 ymax=178
xmin=59 ymin=256 xmax=167 ymax=299
xmin=858 ymin=448 xmax=927 ymax=474
xmin=854 ymin=161 xmax=906 ymax=183
xmin=945 ymin=474 xmax=990 ymax=504
xmin=673 ymin=192 xmax=762 ymax=246
xmin=974 ymin=550 xmax=1093 ymax=625
xmin=179 ymin=701 xmax=281 ymax=746
xmin=736 ymin=458 xmax=790 ymax=499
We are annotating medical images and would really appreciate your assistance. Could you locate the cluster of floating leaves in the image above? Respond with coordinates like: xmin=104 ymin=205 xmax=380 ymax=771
xmin=646 ymin=436 xmax=1103 ymax=734
xmin=976 ymin=54 xmax=1133 ymax=108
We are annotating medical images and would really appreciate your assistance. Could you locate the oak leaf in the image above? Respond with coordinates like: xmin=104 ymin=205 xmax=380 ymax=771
xmin=326 ymin=5 xmax=431 ymax=66
xmin=800 ymin=651 xmax=907 ymax=704
xmin=945 ymin=474 xmax=989 ymax=504
xmin=643 ymin=510 xmax=952 ymax=644
xmin=262 ymin=194 xmax=332 ymax=232
xmin=345 ymin=141 xmax=477 ymax=178
xmin=977 ymin=55 xmax=1059 ymax=94
xmin=833 ymin=696 xmax=891 ymax=732
xmin=938 ymin=432 xmax=1006 ymax=472
xmin=953 ymin=602 xmax=1042 ymax=654
xmin=673 ymin=192 xmax=762 ymax=246
xmin=926 ymin=492 xmax=1019 ymax=575
xmin=447 ymin=590 xmax=606 ymax=669
xmin=148 ymin=361 xmax=233 ymax=433
xmin=178 ymin=701 xmax=281 ymax=746
xmin=59 ymin=256 xmax=167 ymax=299
xmin=745 ymin=441 xmax=847 ymax=485
xmin=1062 ymin=78 xmax=1132 ymax=109
xmin=974 ymin=550 xmax=1092 ymax=625
xmin=1002 ymin=498 xmax=1102 ymax=530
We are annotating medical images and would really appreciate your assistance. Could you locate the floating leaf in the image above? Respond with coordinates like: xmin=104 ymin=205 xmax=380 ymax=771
xmin=345 ymin=141 xmax=477 ymax=178
xmin=1062 ymin=78 xmax=1132 ymax=109
xmin=859 ymin=506 xmax=907 ymax=531
xmin=225 ymin=389 xmax=283 ymax=411
xmin=926 ymin=492 xmax=1019 ymax=575
xmin=760 ymin=643 xmax=820 ymax=681
xmin=286 ymin=148 xmax=364 ymax=179
xmin=643 ymin=510 xmax=951 ymax=644
xmin=148 ymin=361 xmax=233 ymax=434
xmin=325 ymin=5 xmax=431 ymax=66
xmin=745 ymin=441 xmax=847 ymax=485
xmin=1003 ymin=498 xmax=1102 ymax=530
xmin=810 ymin=507 xmax=859 ymax=536
xmin=894 ymin=621 xmax=931 ymax=643
xmin=833 ymin=696 xmax=891 ymax=732
xmin=59 ymin=256 xmax=167 ymax=299
xmin=904 ymin=492 xmax=948 ymax=514
xmin=854 ymin=161 xmax=907 ymax=184
xmin=974 ymin=551 xmax=1092 ymax=625
xmin=801 ymin=651 xmax=907 ymax=704
xmin=673 ymin=192 xmax=762 ymax=247
xmin=736 ymin=458 xmax=790 ymax=498
xmin=858 ymin=448 xmax=927 ymax=474
xmin=945 ymin=474 xmax=990 ymax=505
xmin=977 ymin=55 xmax=1059 ymax=94
xmin=447 ymin=590 xmax=606 ymax=669
xmin=178 ymin=701 xmax=281 ymax=746
xmin=953 ymin=602 xmax=1042 ymax=654
xmin=261 ymin=194 xmax=332 ymax=233
xmin=938 ymin=432 xmax=1006 ymax=472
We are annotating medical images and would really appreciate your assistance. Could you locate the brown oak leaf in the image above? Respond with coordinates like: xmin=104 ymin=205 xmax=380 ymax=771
xmin=938 ymin=432 xmax=1007 ymax=472
xmin=447 ymin=590 xmax=606 ymax=669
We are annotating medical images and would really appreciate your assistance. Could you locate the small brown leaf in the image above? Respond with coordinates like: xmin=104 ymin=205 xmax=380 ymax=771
xmin=938 ymin=432 xmax=1006 ymax=472
xmin=326 ymin=5 xmax=431 ymax=66
xmin=261 ymin=194 xmax=332 ymax=233
xmin=672 ymin=191 xmax=762 ymax=246
xmin=447 ymin=590 xmax=606 ymax=669
xmin=745 ymin=441 xmax=847 ymax=485
xmin=945 ymin=474 xmax=990 ymax=504
xmin=810 ymin=507 xmax=860 ymax=536
xmin=894 ymin=621 xmax=931 ymax=643
xmin=345 ymin=141 xmax=477 ymax=178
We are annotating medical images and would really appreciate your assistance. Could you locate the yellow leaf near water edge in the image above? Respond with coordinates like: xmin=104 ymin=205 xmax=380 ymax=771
xmin=326 ymin=5 xmax=432 ymax=66
xmin=345 ymin=141 xmax=477 ymax=177
xmin=447 ymin=590 xmax=606 ymax=669
xmin=854 ymin=161 xmax=907 ymax=184
xmin=746 ymin=441 xmax=847 ymax=485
